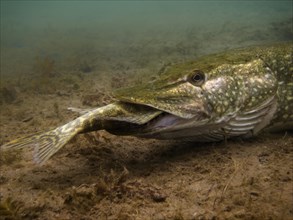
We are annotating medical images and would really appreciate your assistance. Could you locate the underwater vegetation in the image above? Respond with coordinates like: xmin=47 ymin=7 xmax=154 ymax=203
xmin=63 ymin=167 xmax=166 ymax=216
xmin=0 ymin=1 xmax=292 ymax=217
xmin=0 ymin=150 xmax=22 ymax=166
xmin=26 ymin=55 xmax=83 ymax=95
xmin=33 ymin=55 xmax=56 ymax=78
xmin=0 ymin=87 xmax=18 ymax=105
xmin=0 ymin=197 xmax=44 ymax=220
xmin=0 ymin=198 xmax=23 ymax=220
xmin=78 ymin=60 xmax=93 ymax=73
xmin=30 ymin=55 xmax=57 ymax=94
xmin=81 ymin=93 xmax=112 ymax=107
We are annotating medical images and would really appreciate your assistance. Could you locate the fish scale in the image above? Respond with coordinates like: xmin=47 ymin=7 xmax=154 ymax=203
xmin=1 ymin=42 xmax=292 ymax=164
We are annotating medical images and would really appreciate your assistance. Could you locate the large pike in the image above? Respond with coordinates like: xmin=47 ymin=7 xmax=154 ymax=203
xmin=1 ymin=43 xmax=292 ymax=164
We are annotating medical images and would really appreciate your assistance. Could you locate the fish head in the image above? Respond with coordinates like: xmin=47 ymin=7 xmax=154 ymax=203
xmin=112 ymin=62 xmax=243 ymax=138
xmin=114 ymin=69 xmax=211 ymax=120
xmin=112 ymin=52 xmax=279 ymax=139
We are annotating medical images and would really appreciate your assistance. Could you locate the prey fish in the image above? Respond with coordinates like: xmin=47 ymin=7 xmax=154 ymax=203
xmin=1 ymin=43 xmax=292 ymax=164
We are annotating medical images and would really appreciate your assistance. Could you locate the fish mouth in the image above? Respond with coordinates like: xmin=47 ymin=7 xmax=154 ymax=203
xmin=124 ymin=100 xmax=191 ymax=131
xmin=104 ymin=101 xmax=195 ymax=137
xmin=143 ymin=112 xmax=187 ymax=131
xmin=139 ymin=108 xmax=211 ymax=139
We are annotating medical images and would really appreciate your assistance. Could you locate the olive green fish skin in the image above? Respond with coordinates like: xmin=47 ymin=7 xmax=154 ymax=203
xmin=113 ymin=42 xmax=292 ymax=140
xmin=1 ymin=43 xmax=292 ymax=163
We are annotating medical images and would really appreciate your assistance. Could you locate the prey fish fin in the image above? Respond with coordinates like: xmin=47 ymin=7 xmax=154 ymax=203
xmin=68 ymin=107 xmax=94 ymax=115
xmin=1 ymin=121 xmax=82 ymax=164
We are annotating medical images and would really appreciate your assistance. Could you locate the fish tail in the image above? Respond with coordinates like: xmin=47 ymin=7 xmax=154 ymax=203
xmin=1 ymin=120 xmax=82 ymax=164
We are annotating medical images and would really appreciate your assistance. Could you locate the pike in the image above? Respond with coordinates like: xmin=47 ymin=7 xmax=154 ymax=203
xmin=1 ymin=43 xmax=292 ymax=164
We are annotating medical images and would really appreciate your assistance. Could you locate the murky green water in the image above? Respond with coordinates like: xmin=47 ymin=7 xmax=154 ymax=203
xmin=1 ymin=1 xmax=292 ymax=78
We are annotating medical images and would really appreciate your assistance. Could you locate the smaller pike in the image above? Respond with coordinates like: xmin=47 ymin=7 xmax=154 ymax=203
xmin=1 ymin=43 xmax=292 ymax=164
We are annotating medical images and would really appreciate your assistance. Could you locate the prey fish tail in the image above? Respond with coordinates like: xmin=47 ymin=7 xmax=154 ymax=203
xmin=0 ymin=103 xmax=161 ymax=164
xmin=1 ymin=42 xmax=292 ymax=164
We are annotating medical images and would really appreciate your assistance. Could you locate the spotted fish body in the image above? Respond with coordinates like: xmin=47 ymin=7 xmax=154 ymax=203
xmin=1 ymin=43 xmax=292 ymax=163
xmin=113 ymin=43 xmax=293 ymax=140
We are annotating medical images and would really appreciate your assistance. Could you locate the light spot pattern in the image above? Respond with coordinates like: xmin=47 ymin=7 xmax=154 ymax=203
xmin=1 ymin=42 xmax=292 ymax=163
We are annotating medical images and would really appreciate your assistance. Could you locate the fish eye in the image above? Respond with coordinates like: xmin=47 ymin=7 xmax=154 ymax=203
xmin=188 ymin=70 xmax=205 ymax=85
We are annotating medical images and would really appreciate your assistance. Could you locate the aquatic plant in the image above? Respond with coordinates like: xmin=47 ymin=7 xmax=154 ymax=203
xmin=81 ymin=93 xmax=112 ymax=107
xmin=33 ymin=55 xmax=56 ymax=78
xmin=79 ymin=61 xmax=93 ymax=73
xmin=0 ymin=150 xmax=22 ymax=165
xmin=0 ymin=87 xmax=17 ymax=104
xmin=63 ymin=166 xmax=166 ymax=215
xmin=0 ymin=198 xmax=23 ymax=220
xmin=31 ymin=55 xmax=57 ymax=93
xmin=53 ymin=102 xmax=61 ymax=119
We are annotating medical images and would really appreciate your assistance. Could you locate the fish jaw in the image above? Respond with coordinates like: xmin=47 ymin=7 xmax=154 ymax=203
xmin=2 ymin=43 xmax=291 ymax=164
xmin=109 ymin=58 xmax=281 ymax=140
xmin=110 ymin=76 xmax=215 ymax=137
xmin=113 ymin=79 xmax=211 ymax=120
